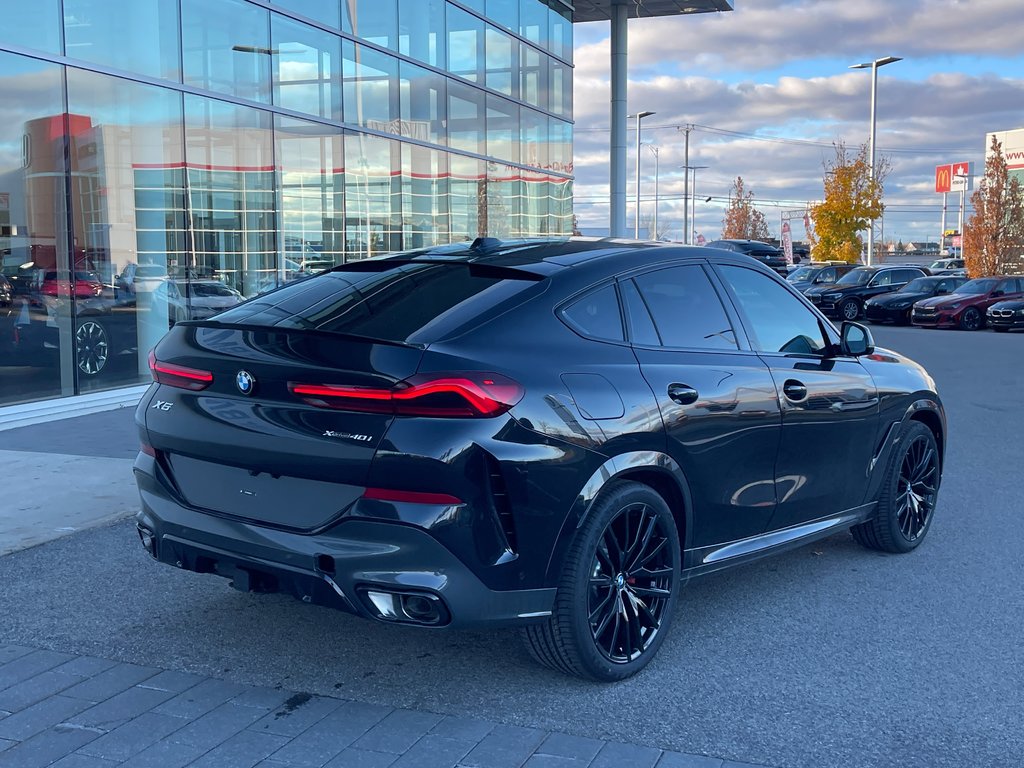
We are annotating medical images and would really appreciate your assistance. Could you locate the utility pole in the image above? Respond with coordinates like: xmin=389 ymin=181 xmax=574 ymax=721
xmin=678 ymin=125 xmax=692 ymax=244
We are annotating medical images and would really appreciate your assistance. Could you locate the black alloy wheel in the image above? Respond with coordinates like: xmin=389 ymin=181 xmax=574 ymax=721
xmin=522 ymin=481 xmax=680 ymax=681
xmin=76 ymin=319 xmax=109 ymax=376
xmin=959 ymin=307 xmax=983 ymax=331
xmin=840 ymin=298 xmax=860 ymax=321
xmin=852 ymin=421 xmax=939 ymax=553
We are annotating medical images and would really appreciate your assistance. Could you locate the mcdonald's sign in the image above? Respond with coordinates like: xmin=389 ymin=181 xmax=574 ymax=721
xmin=935 ymin=164 xmax=952 ymax=193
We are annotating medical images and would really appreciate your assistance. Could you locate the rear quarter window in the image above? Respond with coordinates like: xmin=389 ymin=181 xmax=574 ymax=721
xmin=559 ymin=283 xmax=625 ymax=342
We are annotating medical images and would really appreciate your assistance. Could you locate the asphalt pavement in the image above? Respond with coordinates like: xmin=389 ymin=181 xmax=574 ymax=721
xmin=1 ymin=325 xmax=1022 ymax=768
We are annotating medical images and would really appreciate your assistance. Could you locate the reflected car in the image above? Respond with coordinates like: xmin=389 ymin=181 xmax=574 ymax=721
xmin=804 ymin=265 xmax=928 ymax=321
xmin=117 ymin=263 xmax=168 ymax=298
xmin=154 ymin=279 xmax=244 ymax=326
xmin=864 ymin=276 xmax=967 ymax=325
xmin=786 ymin=263 xmax=858 ymax=294
xmin=912 ymin=276 xmax=1024 ymax=331
xmin=0 ymin=273 xmax=10 ymax=308
xmin=134 ymin=239 xmax=947 ymax=682
xmin=40 ymin=270 xmax=104 ymax=298
xmin=986 ymin=299 xmax=1024 ymax=332
xmin=704 ymin=239 xmax=788 ymax=275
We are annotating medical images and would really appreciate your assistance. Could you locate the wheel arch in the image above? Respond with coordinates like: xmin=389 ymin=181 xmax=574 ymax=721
xmin=907 ymin=404 xmax=945 ymax=470
xmin=543 ymin=451 xmax=693 ymax=585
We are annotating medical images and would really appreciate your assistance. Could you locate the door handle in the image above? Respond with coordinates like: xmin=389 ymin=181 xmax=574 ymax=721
xmin=667 ymin=383 xmax=699 ymax=405
xmin=783 ymin=380 xmax=808 ymax=402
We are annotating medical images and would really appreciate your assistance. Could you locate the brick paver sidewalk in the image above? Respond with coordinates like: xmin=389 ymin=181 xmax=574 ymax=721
xmin=0 ymin=644 xmax=769 ymax=768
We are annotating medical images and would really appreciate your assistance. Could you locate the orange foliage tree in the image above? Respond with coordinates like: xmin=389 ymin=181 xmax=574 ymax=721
xmin=721 ymin=177 xmax=770 ymax=241
xmin=963 ymin=136 xmax=1024 ymax=277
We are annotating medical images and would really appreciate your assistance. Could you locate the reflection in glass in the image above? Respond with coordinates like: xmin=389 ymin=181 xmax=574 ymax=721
xmin=520 ymin=0 xmax=547 ymax=50
xmin=549 ymin=2 xmax=573 ymax=61
xmin=273 ymin=0 xmax=343 ymax=31
xmin=520 ymin=107 xmax=548 ymax=170
xmin=343 ymin=42 xmax=399 ymax=131
xmin=64 ymin=0 xmax=181 ymax=81
xmin=549 ymin=117 xmax=572 ymax=173
xmin=401 ymin=144 xmax=449 ymax=249
xmin=448 ymin=81 xmax=485 ymax=156
xmin=275 ymin=116 xmax=344 ymax=291
xmin=487 ymin=96 xmax=519 ymax=164
xmin=271 ymin=13 xmax=343 ymax=121
xmin=345 ymin=132 xmax=402 ymax=259
xmin=487 ymin=0 xmax=520 ymax=33
xmin=485 ymin=25 xmax=517 ymax=97
xmin=0 ymin=1 xmax=60 ymax=54
xmin=550 ymin=60 xmax=571 ymax=117
xmin=520 ymin=44 xmax=546 ymax=111
xmin=400 ymin=62 xmax=446 ymax=146
xmin=486 ymin=164 xmax=522 ymax=239
xmin=398 ymin=0 xmax=446 ymax=68
xmin=351 ymin=0 xmax=398 ymax=50
xmin=448 ymin=6 xmax=484 ymax=83
xmin=182 ymin=0 xmax=271 ymax=103
xmin=0 ymin=53 xmax=68 ymax=405
xmin=184 ymin=95 xmax=276 ymax=299
xmin=450 ymin=155 xmax=485 ymax=242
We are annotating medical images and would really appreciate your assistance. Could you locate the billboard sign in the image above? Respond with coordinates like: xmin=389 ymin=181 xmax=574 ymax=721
xmin=781 ymin=221 xmax=793 ymax=264
xmin=950 ymin=161 xmax=971 ymax=192
xmin=935 ymin=164 xmax=952 ymax=193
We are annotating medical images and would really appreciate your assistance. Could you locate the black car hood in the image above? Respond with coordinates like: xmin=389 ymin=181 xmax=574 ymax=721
xmin=869 ymin=291 xmax=930 ymax=306
xmin=989 ymin=299 xmax=1024 ymax=311
xmin=803 ymin=283 xmax=841 ymax=297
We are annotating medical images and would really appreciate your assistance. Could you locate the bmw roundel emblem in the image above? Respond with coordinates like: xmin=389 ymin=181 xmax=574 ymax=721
xmin=236 ymin=370 xmax=255 ymax=395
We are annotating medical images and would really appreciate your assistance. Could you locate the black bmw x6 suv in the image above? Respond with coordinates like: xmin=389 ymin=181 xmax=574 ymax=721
xmin=804 ymin=265 xmax=929 ymax=321
xmin=134 ymin=239 xmax=946 ymax=681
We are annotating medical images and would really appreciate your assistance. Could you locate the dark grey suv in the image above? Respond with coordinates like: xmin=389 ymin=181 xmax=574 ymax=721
xmin=705 ymin=239 xmax=788 ymax=275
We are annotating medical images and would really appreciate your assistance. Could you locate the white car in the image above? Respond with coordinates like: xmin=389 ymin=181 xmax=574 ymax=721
xmin=154 ymin=279 xmax=243 ymax=326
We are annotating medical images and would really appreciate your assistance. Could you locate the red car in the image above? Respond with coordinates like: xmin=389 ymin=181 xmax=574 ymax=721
xmin=40 ymin=271 xmax=104 ymax=298
xmin=911 ymin=276 xmax=1024 ymax=330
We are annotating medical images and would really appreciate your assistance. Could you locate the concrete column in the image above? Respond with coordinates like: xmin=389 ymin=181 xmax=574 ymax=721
xmin=609 ymin=0 xmax=628 ymax=238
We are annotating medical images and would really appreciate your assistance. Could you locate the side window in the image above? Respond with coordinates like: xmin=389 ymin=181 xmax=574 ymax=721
xmin=870 ymin=270 xmax=893 ymax=286
xmin=820 ymin=267 xmax=836 ymax=283
xmin=718 ymin=265 xmax=828 ymax=356
xmin=936 ymin=279 xmax=954 ymax=293
xmin=619 ymin=278 xmax=661 ymax=346
xmin=560 ymin=283 xmax=625 ymax=342
xmin=897 ymin=269 xmax=921 ymax=284
xmin=631 ymin=265 xmax=737 ymax=350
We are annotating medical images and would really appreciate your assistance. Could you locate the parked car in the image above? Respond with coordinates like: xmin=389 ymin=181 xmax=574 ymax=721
xmin=154 ymin=279 xmax=244 ymax=326
xmin=864 ymin=276 xmax=967 ymax=325
xmin=912 ymin=276 xmax=1024 ymax=330
xmin=786 ymin=263 xmax=858 ymax=294
xmin=40 ymin=270 xmax=104 ymax=299
xmin=116 ymin=263 xmax=168 ymax=298
xmin=704 ymin=239 xmax=788 ymax=275
xmin=804 ymin=265 xmax=929 ymax=321
xmin=134 ymin=239 xmax=947 ymax=681
xmin=929 ymin=258 xmax=965 ymax=274
xmin=986 ymin=298 xmax=1024 ymax=332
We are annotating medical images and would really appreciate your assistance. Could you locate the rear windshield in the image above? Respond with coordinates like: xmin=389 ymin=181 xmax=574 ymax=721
xmin=212 ymin=262 xmax=541 ymax=345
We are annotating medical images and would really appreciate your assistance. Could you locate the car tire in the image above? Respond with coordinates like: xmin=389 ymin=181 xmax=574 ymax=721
xmin=839 ymin=299 xmax=861 ymax=321
xmin=521 ymin=480 xmax=681 ymax=681
xmin=959 ymin=307 xmax=983 ymax=331
xmin=851 ymin=421 xmax=940 ymax=554
xmin=75 ymin=318 xmax=110 ymax=377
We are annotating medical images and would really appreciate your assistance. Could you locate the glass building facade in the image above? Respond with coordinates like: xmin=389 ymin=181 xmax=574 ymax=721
xmin=0 ymin=0 xmax=573 ymax=407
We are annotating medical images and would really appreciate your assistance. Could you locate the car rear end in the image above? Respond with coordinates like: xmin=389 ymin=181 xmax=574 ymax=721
xmin=133 ymin=257 xmax=568 ymax=629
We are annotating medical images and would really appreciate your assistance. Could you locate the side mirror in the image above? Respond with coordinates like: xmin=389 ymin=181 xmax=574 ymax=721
xmin=935 ymin=289 xmax=948 ymax=295
xmin=840 ymin=321 xmax=874 ymax=357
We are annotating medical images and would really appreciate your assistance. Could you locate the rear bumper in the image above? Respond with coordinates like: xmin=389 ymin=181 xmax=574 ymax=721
xmin=134 ymin=460 xmax=555 ymax=629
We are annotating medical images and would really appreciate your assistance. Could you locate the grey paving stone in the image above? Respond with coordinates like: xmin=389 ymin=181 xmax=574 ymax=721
xmin=0 ymin=646 xmax=36 ymax=665
xmin=460 ymin=724 xmax=548 ymax=768
xmin=0 ymin=695 xmax=93 ymax=741
xmin=167 ymin=699 xmax=268 ymax=751
xmin=50 ymin=755 xmax=120 ymax=768
xmin=322 ymin=748 xmax=399 ymax=768
xmin=120 ymin=738 xmax=208 ymax=768
xmin=657 ymin=752 xmax=725 ymax=768
xmin=266 ymin=700 xmax=392 ymax=766
xmin=59 ymin=663 xmax=161 ymax=703
xmin=188 ymin=728 xmax=291 ymax=768
xmin=721 ymin=762 xmax=774 ymax=768
xmin=136 ymin=669 xmax=205 ymax=694
xmin=523 ymin=757 xmax=588 ymax=768
xmin=0 ymin=724 xmax=103 ymax=767
xmin=0 ymin=670 xmax=86 ymax=713
xmin=154 ymin=677 xmax=250 ymax=718
xmin=229 ymin=685 xmax=296 ymax=711
xmin=51 ymin=657 xmax=119 ymax=679
xmin=75 ymin=711 xmax=187 ymax=761
xmin=352 ymin=708 xmax=444 ymax=754
xmin=429 ymin=715 xmax=496 ymax=743
xmin=590 ymin=741 xmax=662 ymax=768
xmin=536 ymin=733 xmax=605 ymax=762
xmin=390 ymin=734 xmax=476 ymax=768
xmin=67 ymin=685 xmax=175 ymax=730
xmin=248 ymin=693 xmax=344 ymax=738
xmin=0 ymin=649 xmax=75 ymax=691
xmin=0 ymin=736 xmax=14 ymax=752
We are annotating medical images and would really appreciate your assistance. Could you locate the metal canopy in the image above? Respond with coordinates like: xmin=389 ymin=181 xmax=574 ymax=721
xmin=572 ymin=0 xmax=735 ymax=23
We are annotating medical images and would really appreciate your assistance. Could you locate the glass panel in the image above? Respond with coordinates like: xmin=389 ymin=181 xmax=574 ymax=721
xmin=275 ymin=116 xmax=344 ymax=293
xmin=64 ymin=68 xmax=186 ymax=392
xmin=487 ymin=0 xmax=519 ymax=33
xmin=448 ymin=80 xmax=485 ymax=156
xmin=460 ymin=0 xmax=485 ymax=13
xmin=184 ymin=95 xmax=276 ymax=299
xmin=520 ymin=168 xmax=548 ymax=235
xmin=271 ymin=13 xmax=343 ymax=121
xmin=447 ymin=5 xmax=484 ymax=84
xmin=620 ymin=279 xmax=660 ymax=345
xmin=397 ymin=0 xmax=445 ymax=68
xmin=351 ymin=0 xmax=398 ymax=50
xmin=0 ymin=53 xmax=69 ymax=405
xmin=485 ymin=163 xmax=521 ymax=239
xmin=182 ymin=0 xmax=271 ymax=103
xmin=520 ymin=107 xmax=547 ymax=169
xmin=273 ymin=0 xmax=343 ymax=31
xmin=551 ymin=177 xmax=573 ymax=235
xmin=549 ymin=117 xmax=571 ymax=173
xmin=562 ymin=284 xmax=624 ymax=342
xmin=400 ymin=62 xmax=446 ymax=146
xmin=549 ymin=2 xmax=572 ymax=61
xmin=450 ymin=155 xmax=484 ymax=242
xmin=64 ymin=0 xmax=180 ymax=81
xmin=519 ymin=44 xmax=546 ymax=110
xmin=486 ymin=96 xmax=518 ymax=164
xmin=0 ymin=1 xmax=60 ymax=53
xmin=550 ymin=60 xmax=571 ymax=117
xmin=719 ymin=265 xmax=827 ymax=355
xmin=485 ymin=25 xmax=517 ymax=97
xmin=520 ymin=0 xmax=547 ymax=49
xmin=401 ymin=144 xmax=449 ymax=249
xmin=343 ymin=41 xmax=400 ymax=132
xmin=345 ymin=131 xmax=402 ymax=258
xmin=634 ymin=266 xmax=738 ymax=350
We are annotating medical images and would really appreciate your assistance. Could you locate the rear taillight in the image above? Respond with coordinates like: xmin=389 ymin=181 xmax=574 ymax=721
xmin=289 ymin=372 xmax=523 ymax=418
xmin=148 ymin=349 xmax=213 ymax=391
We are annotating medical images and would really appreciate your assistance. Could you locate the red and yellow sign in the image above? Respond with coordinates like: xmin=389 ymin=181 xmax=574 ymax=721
xmin=935 ymin=164 xmax=952 ymax=193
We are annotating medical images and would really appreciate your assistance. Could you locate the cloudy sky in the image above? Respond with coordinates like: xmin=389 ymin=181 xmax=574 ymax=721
xmin=570 ymin=0 xmax=1024 ymax=246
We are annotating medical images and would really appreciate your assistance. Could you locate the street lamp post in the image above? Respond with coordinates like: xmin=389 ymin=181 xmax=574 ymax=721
xmin=849 ymin=55 xmax=902 ymax=266
xmin=643 ymin=144 xmax=660 ymax=240
xmin=688 ymin=165 xmax=708 ymax=245
xmin=629 ymin=111 xmax=655 ymax=239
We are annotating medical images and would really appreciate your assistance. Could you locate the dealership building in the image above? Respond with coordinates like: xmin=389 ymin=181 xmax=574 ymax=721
xmin=0 ymin=0 xmax=732 ymax=418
